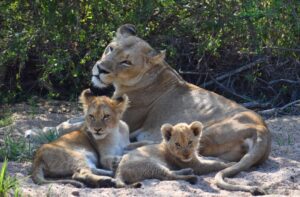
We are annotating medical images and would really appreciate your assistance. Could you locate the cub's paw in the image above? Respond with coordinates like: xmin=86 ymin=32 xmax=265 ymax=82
xmin=131 ymin=182 xmax=142 ymax=188
xmin=97 ymin=177 xmax=116 ymax=188
xmin=186 ymin=175 xmax=198 ymax=185
xmin=227 ymin=162 xmax=237 ymax=167
xmin=112 ymin=156 xmax=122 ymax=172
xmin=179 ymin=168 xmax=194 ymax=175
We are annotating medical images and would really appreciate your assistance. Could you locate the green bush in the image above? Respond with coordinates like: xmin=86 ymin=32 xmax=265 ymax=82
xmin=0 ymin=0 xmax=299 ymax=104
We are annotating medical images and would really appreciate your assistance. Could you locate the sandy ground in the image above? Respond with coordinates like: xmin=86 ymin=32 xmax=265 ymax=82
xmin=0 ymin=101 xmax=299 ymax=197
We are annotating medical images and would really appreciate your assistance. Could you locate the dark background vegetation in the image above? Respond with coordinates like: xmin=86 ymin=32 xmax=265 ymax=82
xmin=0 ymin=0 xmax=299 ymax=109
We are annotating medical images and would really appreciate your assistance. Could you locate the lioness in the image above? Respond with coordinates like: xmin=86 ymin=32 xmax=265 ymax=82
xmin=32 ymin=89 xmax=147 ymax=187
xmin=115 ymin=121 xmax=233 ymax=187
xmin=57 ymin=24 xmax=271 ymax=194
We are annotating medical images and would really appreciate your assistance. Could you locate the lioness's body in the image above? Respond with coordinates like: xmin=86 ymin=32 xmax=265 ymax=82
xmin=32 ymin=90 xmax=136 ymax=187
xmin=58 ymin=24 xmax=271 ymax=193
xmin=116 ymin=122 xmax=232 ymax=186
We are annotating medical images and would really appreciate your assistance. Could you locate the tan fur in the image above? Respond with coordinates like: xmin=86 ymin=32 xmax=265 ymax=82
xmin=32 ymin=89 xmax=150 ymax=187
xmin=115 ymin=121 xmax=233 ymax=187
xmin=88 ymin=24 xmax=272 ymax=194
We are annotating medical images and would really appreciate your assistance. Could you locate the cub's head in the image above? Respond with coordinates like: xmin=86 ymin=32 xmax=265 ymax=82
xmin=161 ymin=121 xmax=203 ymax=162
xmin=91 ymin=24 xmax=166 ymax=88
xmin=80 ymin=89 xmax=129 ymax=140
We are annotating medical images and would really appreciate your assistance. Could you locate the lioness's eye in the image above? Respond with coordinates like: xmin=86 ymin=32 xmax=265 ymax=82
xmin=105 ymin=46 xmax=113 ymax=54
xmin=120 ymin=60 xmax=132 ymax=65
xmin=188 ymin=141 xmax=193 ymax=145
xmin=89 ymin=114 xmax=95 ymax=121
xmin=175 ymin=142 xmax=181 ymax=147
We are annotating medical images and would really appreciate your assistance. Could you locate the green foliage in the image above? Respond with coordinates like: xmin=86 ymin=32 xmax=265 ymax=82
xmin=0 ymin=128 xmax=59 ymax=162
xmin=0 ymin=159 xmax=20 ymax=197
xmin=0 ymin=132 xmax=31 ymax=161
xmin=34 ymin=128 xmax=59 ymax=145
xmin=0 ymin=113 xmax=13 ymax=128
xmin=0 ymin=0 xmax=299 ymax=103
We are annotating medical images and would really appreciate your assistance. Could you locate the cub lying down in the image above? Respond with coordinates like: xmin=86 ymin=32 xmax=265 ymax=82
xmin=32 ymin=89 xmax=150 ymax=187
xmin=115 ymin=121 xmax=233 ymax=187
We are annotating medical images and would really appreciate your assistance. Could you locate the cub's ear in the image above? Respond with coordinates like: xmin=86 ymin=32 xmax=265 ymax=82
xmin=161 ymin=123 xmax=173 ymax=141
xmin=114 ymin=94 xmax=129 ymax=115
xmin=149 ymin=50 xmax=166 ymax=65
xmin=116 ymin=24 xmax=137 ymax=38
xmin=189 ymin=121 xmax=203 ymax=136
xmin=79 ymin=89 xmax=95 ymax=112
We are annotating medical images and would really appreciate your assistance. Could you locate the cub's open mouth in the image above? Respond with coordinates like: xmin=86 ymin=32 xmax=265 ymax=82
xmin=181 ymin=157 xmax=193 ymax=162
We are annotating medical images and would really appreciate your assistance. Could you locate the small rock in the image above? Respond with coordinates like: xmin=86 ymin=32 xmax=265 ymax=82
xmin=71 ymin=191 xmax=80 ymax=196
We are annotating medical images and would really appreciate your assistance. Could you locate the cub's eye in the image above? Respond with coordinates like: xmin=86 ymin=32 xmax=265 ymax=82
xmin=103 ymin=114 xmax=110 ymax=120
xmin=120 ymin=60 xmax=132 ymax=66
xmin=175 ymin=142 xmax=181 ymax=147
xmin=89 ymin=114 xmax=95 ymax=121
xmin=188 ymin=141 xmax=193 ymax=145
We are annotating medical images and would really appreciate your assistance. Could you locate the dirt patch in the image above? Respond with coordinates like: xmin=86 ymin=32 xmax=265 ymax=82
xmin=0 ymin=101 xmax=300 ymax=196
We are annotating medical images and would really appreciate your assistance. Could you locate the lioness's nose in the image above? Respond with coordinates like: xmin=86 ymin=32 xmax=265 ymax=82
xmin=94 ymin=61 xmax=110 ymax=74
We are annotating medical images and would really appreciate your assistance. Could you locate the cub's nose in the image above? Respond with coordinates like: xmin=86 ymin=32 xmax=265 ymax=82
xmin=94 ymin=128 xmax=103 ymax=133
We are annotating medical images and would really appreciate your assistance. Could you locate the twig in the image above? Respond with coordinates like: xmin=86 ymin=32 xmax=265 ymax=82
xmin=242 ymin=102 xmax=271 ymax=109
xmin=201 ymin=58 xmax=266 ymax=87
xmin=263 ymin=47 xmax=300 ymax=52
xmin=258 ymin=99 xmax=300 ymax=116
xmin=178 ymin=70 xmax=200 ymax=75
xmin=208 ymin=74 xmax=252 ymax=102
xmin=269 ymin=79 xmax=300 ymax=85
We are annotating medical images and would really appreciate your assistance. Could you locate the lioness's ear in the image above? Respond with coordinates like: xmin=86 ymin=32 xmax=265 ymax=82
xmin=79 ymin=89 xmax=95 ymax=112
xmin=161 ymin=123 xmax=173 ymax=141
xmin=189 ymin=121 xmax=203 ymax=136
xmin=150 ymin=50 xmax=166 ymax=65
xmin=116 ymin=24 xmax=137 ymax=38
xmin=114 ymin=94 xmax=129 ymax=115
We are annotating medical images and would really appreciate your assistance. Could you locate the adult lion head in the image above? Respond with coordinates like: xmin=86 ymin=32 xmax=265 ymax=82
xmin=91 ymin=24 xmax=166 ymax=90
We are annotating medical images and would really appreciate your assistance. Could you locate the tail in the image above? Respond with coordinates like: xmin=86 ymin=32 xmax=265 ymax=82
xmin=215 ymin=126 xmax=271 ymax=195
xmin=115 ymin=178 xmax=141 ymax=188
xmin=115 ymin=171 xmax=141 ymax=188
xmin=31 ymin=163 xmax=84 ymax=188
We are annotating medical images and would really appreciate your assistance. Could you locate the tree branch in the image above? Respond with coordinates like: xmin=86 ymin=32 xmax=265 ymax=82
xmin=258 ymin=100 xmax=300 ymax=116
xmin=208 ymin=74 xmax=252 ymax=102
xmin=201 ymin=58 xmax=266 ymax=87
xmin=269 ymin=79 xmax=300 ymax=85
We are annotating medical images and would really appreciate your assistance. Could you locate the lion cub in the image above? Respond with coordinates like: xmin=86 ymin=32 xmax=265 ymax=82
xmin=115 ymin=121 xmax=233 ymax=187
xmin=32 ymin=89 xmax=137 ymax=188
